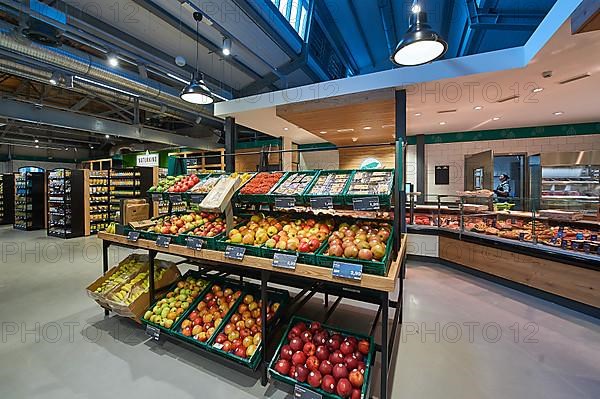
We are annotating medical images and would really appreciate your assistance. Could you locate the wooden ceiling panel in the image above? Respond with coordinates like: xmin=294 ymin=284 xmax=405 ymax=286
xmin=276 ymin=90 xmax=396 ymax=146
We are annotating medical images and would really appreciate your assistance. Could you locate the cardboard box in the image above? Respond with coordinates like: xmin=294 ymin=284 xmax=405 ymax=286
xmin=123 ymin=199 xmax=150 ymax=224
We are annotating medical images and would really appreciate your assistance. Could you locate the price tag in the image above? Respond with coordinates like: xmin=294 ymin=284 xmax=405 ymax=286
xmin=583 ymin=242 xmax=591 ymax=254
xmin=225 ymin=245 xmax=245 ymax=260
xmin=156 ymin=235 xmax=171 ymax=248
xmin=310 ymin=196 xmax=333 ymax=210
xmin=186 ymin=236 xmax=204 ymax=250
xmin=511 ymin=218 xmax=517 ymax=224
xmin=272 ymin=252 xmax=298 ymax=270
xmin=151 ymin=193 xmax=162 ymax=202
xmin=169 ymin=194 xmax=183 ymax=203
xmin=189 ymin=194 xmax=205 ymax=204
xmin=294 ymin=384 xmax=322 ymax=399
xmin=146 ymin=324 xmax=160 ymax=341
xmin=571 ymin=241 xmax=581 ymax=251
xmin=591 ymin=234 xmax=598 ymax=242
xmin=275 ymin=197 xmax=296 ymax=208
xmin=332 ymin=261 xmax=363 ymax=281
xmin=352 ymin=196 xmax=380 ymax=211
xmin=561 ymin=240 xmax=568 ymax=249
xmin=127 ymin=231 xmax=140 ymax=242
xmin=518 ymin=232 xmax=525 ymax=242
xmin=213 ymin=342 xmax=224 ymax=350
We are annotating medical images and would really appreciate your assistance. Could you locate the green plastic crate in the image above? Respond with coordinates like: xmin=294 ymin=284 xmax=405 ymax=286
xmin=140 ymin=271 xmax=213 ymax=333
xmin=315 ymin=230 xmax=394 ymax=276
xmin=303 ymin=169 xmax=356 ymax=206
xmin=342 ymin=169 xmax=395 ymax=208
xmin=269 ymin=170 xmax=319 ymax=206
xmin=169 ymin=279 xmax=246 ymax=350
xmin=207 ymin=284 xmax=290 ymax=370
xmin=269 ymin=316 xmax=375 ymax=399
xmin=260 ymin=239 xmax=329 ymax=266
xmin=215 ymin=221 xmax=264 ymax=257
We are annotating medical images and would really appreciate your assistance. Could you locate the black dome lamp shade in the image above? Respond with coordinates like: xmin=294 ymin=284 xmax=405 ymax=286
xmin=391 ymin=3 xmax=448 ymax=66
xmin=180 ymin=12 xmax=214 ymax=105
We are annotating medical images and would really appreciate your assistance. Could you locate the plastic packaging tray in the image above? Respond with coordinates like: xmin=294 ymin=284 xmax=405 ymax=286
xmin=303 ymin=169 xmax=356 ymax=206
xmin=342 ymin=168 xmax=395 ymax=208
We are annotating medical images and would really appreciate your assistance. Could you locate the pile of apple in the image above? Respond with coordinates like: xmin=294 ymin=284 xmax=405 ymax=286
xmin=186 ymin=212 xmax=231 ymax=238
xmin=143 ymin=276 xmax=208 ymax=329
xmin=273 ymin=321 xmax=370 ymax=398
xmin=225 ymin=214 xmax=334 ymax=253
xmin=213 ymin=294 xmax=281 ymax=360
xmin=180 ymin=284 xmax=241 ymax=342
xmin=324 ymin=221 xmax=391 ymax=262
xmin=148 ymin=212 xmax=225 ymax=236
xmin=168 ymin=174 xmax=201 ymax=193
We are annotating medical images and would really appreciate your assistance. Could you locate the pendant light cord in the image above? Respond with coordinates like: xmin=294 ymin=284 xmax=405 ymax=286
xmin=195 ymin=19 xmax=199 ymax=79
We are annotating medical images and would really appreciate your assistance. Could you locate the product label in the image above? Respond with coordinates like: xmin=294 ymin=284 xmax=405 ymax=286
xmin=518 ymin=232 xmax=525 ymax=242
xmin=275 ymin=197 xmax=296 ymax=209
xmin=272 ymin=252 xmax=298 ymax=270
xmin=156 ymin=235 xmax=171 ymax=248
xmin=186 ymin=237 xmax=204 ymax=251
xmin=591 ymin=234 xmax=598 ymax=242
xmin=332 ymin=261 xmax=363 ymax=281
xmin=561 ymin=240 xmax=568 ymax=249
xmin=127 ymin=231 xmax=140 ymax=242
xmin=145 ymin=324 xmax=160 ymax=341
xmin=213 ymin=343 xmax=224 ymax=350
xmin=225 ymin=245 xmax=245 ymax=261
xmin=151 ymin=193 xmax=162 ymax=202
xmin=169 ymin=194 xmax=183 ymax=203
xmin=189 ymin=194 xmax=205 ymax=204
xmin=352 ymin=196 xmax=380 ymax=211
xmin=583 ymin=242 xmax=591 ymax=254
xmin=576 ymin=233 xmax=584 ymax=240
xmin=310 ymin=197 xmax=333 ymax=210
xmin=294 ymin=385 xmax=322 ymax=399
xmin=571 ymin=241 xmax=580 ymax=250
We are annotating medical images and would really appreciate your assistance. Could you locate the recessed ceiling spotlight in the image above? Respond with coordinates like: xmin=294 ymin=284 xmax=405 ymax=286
xmin=222 ymin=38 xmax=232 ymax=56
xmin=107 ymin=52 xmax=119 ymax=67
xmin=492 ymin=117 xmax=501 ymax=121
xmin=90 ymin=145 xmax=94 ymax=149
xmin=319 ymin=131 xmax=327 ymax=134
xmin=49 ymin=71 xmax=61 ymax=85
xmin=352 ymin=137 xmax=358 ymax=142
xmin=439 ymin=121 xmax=446 ymax=125
xmin=414 ymin=112 xmax=422 ymax=116
xmin=363 ymin=126 xmax=372 ymax=130
xmin=34 ymin=139 xmax=39 ymax=143
xmin=532 ymin=87 xmax=544 ymax=93
xmin=553 ymin=111 xmax=564 ymax=116
xmin=283 ymin=127 xmax=289 ymax=131
xmin=65 ymin=147 xmax=69 ymax=151
xmin=473 ymin=106 xmax=483 ymax=110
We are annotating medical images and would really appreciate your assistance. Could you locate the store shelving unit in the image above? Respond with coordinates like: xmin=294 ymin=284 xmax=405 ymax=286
xmin=89 ymin=170 xmax=110 ymax=234
xmin=170 ymin=149 xmax=226 ymax=172
xmin=0 ymin=173 xmax=15 ymax=225
xmin=14 ymin=172 xmax=46 ymax=231
xmin=109 ymin=167 xmax=156 ymax=223
xmin=47 ymin=169 xmax=86 ymax=238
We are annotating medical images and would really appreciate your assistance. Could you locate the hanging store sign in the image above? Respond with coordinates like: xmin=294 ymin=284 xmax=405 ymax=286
xmin=136 ymin=153 xmax=159 ymax=167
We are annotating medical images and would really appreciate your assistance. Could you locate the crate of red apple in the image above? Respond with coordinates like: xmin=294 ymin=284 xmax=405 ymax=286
xmin=269 ymin=317 xmax=374 ymax=399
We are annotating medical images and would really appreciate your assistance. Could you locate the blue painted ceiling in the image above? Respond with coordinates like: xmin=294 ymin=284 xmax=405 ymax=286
xmin=319 ymin=0 xmax=559 ymax=75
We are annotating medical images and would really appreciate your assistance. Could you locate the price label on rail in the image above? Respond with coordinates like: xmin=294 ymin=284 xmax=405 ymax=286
xmin=127 ymin=231 xmax=140 ymax=242
xmin=294 ymin=385 xmax=322 ymax=399
xmin=151 ymin=193 xmax=162 ymax=202
xmin=310 ymin=196 xmax=333 ymax=210
xmin=225 ymin=245 xmax=245 ymax=261
xmin=186 ymin=237 xmax=204 ymax=251
xmin=189 ymin=194 xmax=205 ymax=204
xmin=332 ymin=261 xmax=363 ymax=281
xmin=156 ymin=235 xmax=171 ymax=248
xmin=591 ymin=234 xmax=598 ymax=242
xmin=145 ymin=324 xmax=160 ymax=341
xmin=352 ymin=196 xmax=380 ymax=211
xmin=169 ymin=194 xmax=183 ymax=203
xmin=275 ymin=197 xmax=296 ymax=209
xmin=272 ymin=253 xmax=298 ymax=270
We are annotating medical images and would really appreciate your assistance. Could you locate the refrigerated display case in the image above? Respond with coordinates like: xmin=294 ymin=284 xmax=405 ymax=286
xmin=14 ymin=172 xmax=46 ymax=230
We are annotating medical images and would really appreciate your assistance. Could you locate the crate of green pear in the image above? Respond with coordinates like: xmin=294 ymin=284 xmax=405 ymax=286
xmin=142 ymin=274 xmax=211 ymax=330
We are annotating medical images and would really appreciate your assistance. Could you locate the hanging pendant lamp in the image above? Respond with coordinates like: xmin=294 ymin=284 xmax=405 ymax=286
xmin=181 ymin=12 xmax=214 ymax=105
xmin=391 ymin=3 xmax=447 ymax=66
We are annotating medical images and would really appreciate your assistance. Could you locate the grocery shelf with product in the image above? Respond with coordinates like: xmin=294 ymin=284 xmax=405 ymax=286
xmin=47 ymin=168 xmax=87 ymax=239
xmin=92 ymin=156 xmax=406 ymax=399
xmin=89 ymin=170 xmax=110 ymax=234
xmin=0 ymin=173 xmax=15 ymax=225
xmin=14 ymin=171 xmax=46 ymax=231
xmin=108 ymin=167 xmax=157 ymax=224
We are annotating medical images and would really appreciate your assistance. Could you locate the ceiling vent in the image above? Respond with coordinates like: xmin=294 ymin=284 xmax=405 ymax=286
xmin=559 ymin=73 xmax=591 ymax=85
xmin=21 ymin=0 xmax=65 ymax=47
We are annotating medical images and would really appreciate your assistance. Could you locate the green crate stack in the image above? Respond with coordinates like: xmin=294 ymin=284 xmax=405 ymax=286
xmin=303 ymin=169 xmax=356 ymax=206
xmin=342 ymin=168 xmax=395 ymax=208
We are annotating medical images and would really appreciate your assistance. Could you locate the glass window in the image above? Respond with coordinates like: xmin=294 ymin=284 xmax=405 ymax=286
xmin=289 ymin=0 xmax=299 ymax=29
xmin=299 ymin=5 xmax=307 ymax=38
xmin=279 ymin=0 xmax=289 ymax=18
xmin=270 ymin=0 xmax=310 ymax=39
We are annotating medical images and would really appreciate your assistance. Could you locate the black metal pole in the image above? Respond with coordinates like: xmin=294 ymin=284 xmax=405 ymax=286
xmin=225 ymin=116 xmax=237 ymax=173
xmin=102 ymin=240 xmax=110 ymax=316
xmin=396 ymin=90 xmax=407 ymax=235
xmin=381 ymin=292 xmax=389 ymax=399
xmin=260 ymin=271 xmax=269 ymax=386
xmin=416 ymin=134 xmax=425 ymax=204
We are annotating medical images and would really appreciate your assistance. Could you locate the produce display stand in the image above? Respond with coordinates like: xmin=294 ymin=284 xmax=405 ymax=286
xmin=97 ymin=231 xmax=406 ymax=399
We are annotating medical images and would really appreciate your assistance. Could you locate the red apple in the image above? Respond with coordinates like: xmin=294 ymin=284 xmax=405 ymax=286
xmin=303 ymin=342 xmax=316 ymax=356
xmin=294 ymin=364 xmax=309 ymax=383
xmin=349 ymin=369 xmax=364 ymax=388
xmin=357 ymin=340 xmax=370 ymax=355
xmin=340 ymin=340 xmax=355 ymax=356
xmin=333 ymin=363 xmax=349 ymax=380
xmin=300 ymin=330 xmax=313 ymax=343
xmin=309 ymin=321 xmax=322 ymax=332
xmin=306 ymin=355 xmax=320 ymax=372
xmin=356 ymin=362 xmax=366 ymax=375
xmin=350 ymin=388 xmax=361 ymax=399
xmin=290 ymin=337 xmax=303 ymax=352
xmin=234 ymin=346 xmax=247 ymax=358
xmin=288 ymin=365 xmax=296 ymax=378
xmin=353 ymin=351 xmax=364 ymax=362
xmin=294 ymin=322 xmax=308 ymax=332
xmin=292 ymin=351 xmax=307 ymax=366
xmin=345 ymin=354 xmax=359 ymax=370
xmin=330 ymin=350 xmax=345 ymax=365
xmin=313 ymin=330 xmax=329 ymax=346
xmin=215 ymin=333 xmax=227 ymax=344
xmin=321 ymin=375 xmax=336 ymax=393
xmin=336 ymin=378 xmax=353 ymax=398
xmin=315 ymin=345 xmax=330 ymax=362
xmin=307 ymin=371 xmax=322 ymax=388
xmin=274 ymin=359 xmax=290 ymax=375
xmin=280 ymin=345 xmax=293 ymax=360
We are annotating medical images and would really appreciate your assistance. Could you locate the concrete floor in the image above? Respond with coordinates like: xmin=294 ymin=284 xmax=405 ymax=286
xmin=0 ymin=226 xmax=599 ymax=399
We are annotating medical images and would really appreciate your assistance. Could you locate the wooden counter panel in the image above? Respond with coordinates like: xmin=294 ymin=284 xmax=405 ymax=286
xmin=439 ymin=236 xmax=600 ymax=308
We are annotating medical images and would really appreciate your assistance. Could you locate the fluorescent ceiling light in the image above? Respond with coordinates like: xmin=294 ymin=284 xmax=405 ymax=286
xmin=167 ymin=72 xmax=190 ymax=84
xmin=352 ymin=137 xmax=358 ymax=142
xmin=363 ymin=126 xmax=372 ymax=130
xmin=553 ymin=111 xmax=564 ymax=116
xmin=105 ymin=134 xmax=110 ymax=138
xmin=414 ymin=113 xmax=422 ymax=116
xmin=283 ymin=127 xmax=289 ymax=131
xmin=319 ymin=131 xmax=327 ymax=134
xmin=337 ymin=128 xmax=354 ymax=132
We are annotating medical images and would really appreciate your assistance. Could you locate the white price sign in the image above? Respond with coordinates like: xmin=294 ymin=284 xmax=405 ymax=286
xmin=136 ymin=153 xmax=159 ymax=167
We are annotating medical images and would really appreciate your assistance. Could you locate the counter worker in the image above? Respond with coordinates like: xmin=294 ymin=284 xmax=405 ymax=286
xmin=494 ymin=174 xmax=511 ymax=198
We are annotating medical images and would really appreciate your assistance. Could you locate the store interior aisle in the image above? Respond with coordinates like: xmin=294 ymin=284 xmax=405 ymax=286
xmin=0 ymin=227 xmax=598 ymax=399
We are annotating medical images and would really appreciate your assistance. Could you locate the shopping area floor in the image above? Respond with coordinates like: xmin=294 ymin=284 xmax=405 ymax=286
xmin=0 ymin=227 xmax=598 ymax=399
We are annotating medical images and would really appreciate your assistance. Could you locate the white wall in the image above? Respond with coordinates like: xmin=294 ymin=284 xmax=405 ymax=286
xmin=300 ymin=150 xmax=340 ymax=170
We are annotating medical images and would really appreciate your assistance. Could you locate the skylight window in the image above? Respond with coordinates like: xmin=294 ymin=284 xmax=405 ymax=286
xmin=271 ymin=0 xmax=310 ymax=39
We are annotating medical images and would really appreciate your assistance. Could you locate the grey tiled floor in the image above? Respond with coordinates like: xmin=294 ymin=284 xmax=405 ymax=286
xmin=0 ymin=227 xmax=598 ymax=398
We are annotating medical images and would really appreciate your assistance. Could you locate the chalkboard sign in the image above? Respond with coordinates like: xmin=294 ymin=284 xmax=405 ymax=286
xmin=352 ymin=197 xmax=380 ymax=211
xmin=310 ymin=196 xmax=333 ymax=210
xmin=225 ymin=245 xmax=245 ymax=260
xmin=186 ymin=237 xmax=204 ymax=250
xmin=127 ymin=231 xmax=140 ymax=242
xmin=275 ymin=197 xmax=296 ymax=208
xmin=435 ymin=165 xmax=450 ymax=185
xmin=272 ymin=252 xmax=298 ymax=270
xmin=332 ymin=261 xmax=363 ymax=281
xmin=156 ymin=235 xmax=171 ymax=248
xmin=294 ymin=385 xmax=322 ymax=399
xmin=146 ymin=324 xmax=160 ymax=341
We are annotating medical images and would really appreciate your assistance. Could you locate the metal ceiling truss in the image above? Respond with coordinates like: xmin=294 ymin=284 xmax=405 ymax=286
xmin=347 ymin=0 xmax=375 ymax=67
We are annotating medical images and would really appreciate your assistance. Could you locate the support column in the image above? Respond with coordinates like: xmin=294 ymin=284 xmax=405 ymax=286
xmin=281 ymin=136 xmax=293 ymax=171
xmin=225 ymin=117 xmax=236 ymax=172
xmin=416 ymin=134 xmax=425 ymax=204
xmin=395 ymin=90 xmax=407 ymax=238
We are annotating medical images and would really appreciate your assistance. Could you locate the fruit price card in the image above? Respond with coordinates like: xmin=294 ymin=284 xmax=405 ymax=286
xmin=145 ymin=324 xmax=160 ymax=341
xmin=332 ymin=261 xmax=363 ymax=281
xmin=294 ymin=385 xmax=322 ymax=399
xmin=151 ymin=193 xmax=162 ymax=202
xmin=352 ymin=196 xmax=380 ymax=211
xmin=185 ymin=236 xmax=204 ymax=251
xmin=225 ymin=245 xmax=245 ymax=260
xmin=189 ymin=194 xmax=205 ymax=204
xmin=272 ymin=252 xmax=297 ymax=270
xmin=156 ymin=235 xmax=171 ymax=248
xmin=310 ymin=196 xmax=333 ymax=210
xmin=169 ymin=194 xmax=183 ymax=203
xmin=275 ymin=197 xmax=296 ymax=209
xmin=127 ymin=231 xmax=140 ymax=242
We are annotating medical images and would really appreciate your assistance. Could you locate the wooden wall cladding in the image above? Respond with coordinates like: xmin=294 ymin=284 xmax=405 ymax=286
xmin=439 ymin=236 xmax=600 ymax=308
xmin=338 ymin=146 xmax=395 ymax=170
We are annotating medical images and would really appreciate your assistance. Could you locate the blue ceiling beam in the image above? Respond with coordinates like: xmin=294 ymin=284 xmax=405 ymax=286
xmin=347 ymin=0 xmax=376 ymax=68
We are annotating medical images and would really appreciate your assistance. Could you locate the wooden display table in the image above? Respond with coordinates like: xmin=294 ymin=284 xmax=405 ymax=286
xmin=97 ymin=232 xmax=407 ymax=399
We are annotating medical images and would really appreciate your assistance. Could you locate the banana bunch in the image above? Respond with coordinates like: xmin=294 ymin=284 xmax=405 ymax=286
xmin=105 ymin=222 xmax=117 ymax=234
xmin=95 ymin=260 xmax=143 ymax=294
xmin=109 ymin=268 xmax=168 ymax=305
xmin=230 ymin=172 xmax=253 ymax=184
